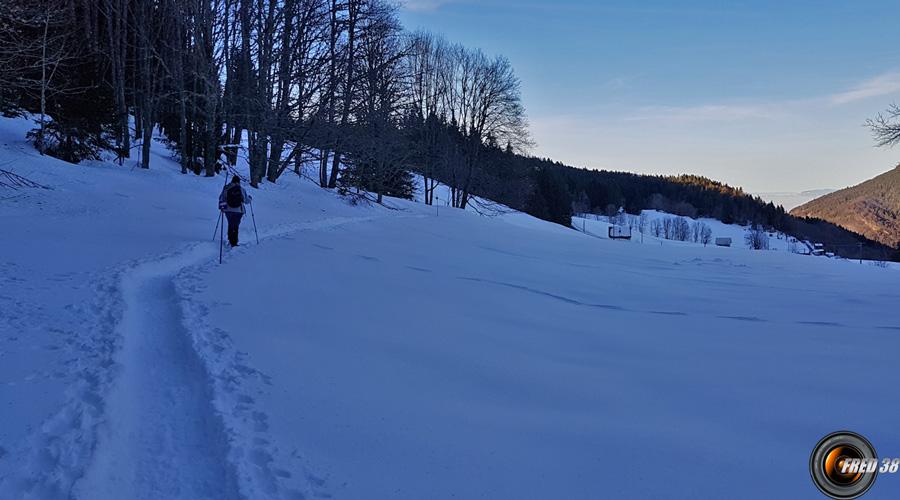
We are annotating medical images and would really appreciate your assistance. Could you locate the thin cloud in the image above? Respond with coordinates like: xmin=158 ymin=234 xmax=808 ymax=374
xmin=624 ymin=71 xmax=900 ymax=123
xmin=401 ymin=0 xmax=454 ymax=12
xmin=829 ymin=72 xmax=900 ymax=105
xmin=627 ymin=104 xmax=774 ymax=122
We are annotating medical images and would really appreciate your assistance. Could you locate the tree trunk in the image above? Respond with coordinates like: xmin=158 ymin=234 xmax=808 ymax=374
xmin=204 ymin=90 xmax=217 ymax=176
xmin=267 ymin=138 xmax=284 ymax=183
xmin=141 ymin=109 xmax=152 ymax=169
xmin=134 ymin=100 xmax=143 ymax=142
xmin=37 ymin=12 xmax=49 ymax=155
xmin=327 ymin=1 xmax=359 ymax=189
xmin=319 ymin=0 xmax=338 ymax=187
xmin=106 ymin=0 xmax=129 ymax=161
xmin=172 ymin=0 xmax=188 ymax=174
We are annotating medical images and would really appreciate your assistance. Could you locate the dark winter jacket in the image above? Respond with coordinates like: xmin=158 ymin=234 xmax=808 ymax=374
xmin=219 ymin=182 xmax=252 ymax=214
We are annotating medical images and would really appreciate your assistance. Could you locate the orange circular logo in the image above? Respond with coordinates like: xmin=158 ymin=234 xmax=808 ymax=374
xmin=811 ymin=431 xmax=878 ymax=499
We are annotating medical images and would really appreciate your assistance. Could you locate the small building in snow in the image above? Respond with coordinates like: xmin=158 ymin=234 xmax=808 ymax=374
xmin=715 ymin=237 xmax=732 ymax=247
xmin=608 ymin=226 xmax=631 ymax=240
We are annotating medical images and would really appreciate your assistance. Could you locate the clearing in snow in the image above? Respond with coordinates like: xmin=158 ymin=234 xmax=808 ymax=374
xmin=1 ymin=114 xmax=899 ymax=499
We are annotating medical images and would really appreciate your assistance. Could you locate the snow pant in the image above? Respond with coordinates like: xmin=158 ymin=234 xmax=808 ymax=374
xmin=225 ymin=211 xmax=243 ymax=247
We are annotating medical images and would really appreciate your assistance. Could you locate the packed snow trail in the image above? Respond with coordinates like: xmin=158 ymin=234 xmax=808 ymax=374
xmin=73 ymin=217 xmax=376 ymax=500
xmin=75 ymin=244 xmax=241 ymax=500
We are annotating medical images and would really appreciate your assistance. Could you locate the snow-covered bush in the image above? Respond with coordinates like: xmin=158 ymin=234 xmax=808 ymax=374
xmin=700 ymin=225 xmax=713 ymax=246
xmin=638 ymin=212 xmax=649 ymax=234
xmin=671 ymin=217 xmax=691 ymax=241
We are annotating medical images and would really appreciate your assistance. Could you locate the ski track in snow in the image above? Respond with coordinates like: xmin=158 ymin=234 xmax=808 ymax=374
xmin=76 ymin=266 xmax=241 ymax=500
xmin=8 ymin=216 xmax=376 ymax=500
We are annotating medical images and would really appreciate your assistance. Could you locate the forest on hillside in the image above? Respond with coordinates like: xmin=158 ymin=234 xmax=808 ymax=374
xmin=0 ymin=0 xmax=530 ymax=208
xmin=791 ymin=165 xmax=900 ymax=249
xmin=458 ymin=153 xmax=899 ymax=261
xmin=1 ymin=0 xmax=896 ymax=260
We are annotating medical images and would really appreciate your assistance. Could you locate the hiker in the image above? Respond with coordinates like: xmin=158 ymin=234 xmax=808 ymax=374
xmin=218 ymin=175 xmax=252 ymax=247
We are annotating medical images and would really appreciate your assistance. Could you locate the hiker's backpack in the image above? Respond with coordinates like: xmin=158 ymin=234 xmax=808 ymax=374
xmin=225 ymin=184 xmax=244 ymax=208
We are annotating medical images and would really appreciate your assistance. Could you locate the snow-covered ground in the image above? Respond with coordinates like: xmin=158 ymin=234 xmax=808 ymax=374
xmin=577 ymin=210 xmax=900 ymax=272
xmin=2 ymin=114 xmax=900 ymax=499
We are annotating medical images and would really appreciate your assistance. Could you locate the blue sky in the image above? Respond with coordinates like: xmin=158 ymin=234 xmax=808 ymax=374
xmin=399 ymin=0 xmax=900 ymax=194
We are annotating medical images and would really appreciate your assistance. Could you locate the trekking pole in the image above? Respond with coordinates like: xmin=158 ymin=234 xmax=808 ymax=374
xmin=219 ymin=210 xmax=225 ymax=264
xmin=249 ymin=200 xmax=260 ymax=245
xmin=215 ymin=172 xmax=229 ymax=241
xmin=213 ymin=209 xmax=222 ymax=241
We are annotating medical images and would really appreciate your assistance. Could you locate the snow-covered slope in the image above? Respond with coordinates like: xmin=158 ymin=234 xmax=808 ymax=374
xmin=2 ymin=115 xmax=900 ymax=499
xmin=575 ymin=210 xmax=806 ymax=253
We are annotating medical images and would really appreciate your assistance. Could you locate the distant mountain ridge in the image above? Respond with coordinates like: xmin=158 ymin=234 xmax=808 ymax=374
xmin=791 ymin=165 xmax=900 ymax=248
xmin=758 ymin=189 xmax=835 ymax=211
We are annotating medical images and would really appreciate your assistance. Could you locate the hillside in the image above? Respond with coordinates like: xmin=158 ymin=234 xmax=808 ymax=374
xmin=792 ymin=165 xmax=900 ymax=248
xmin=489 ymin=158 xmax=898 ymax=261
xmin=3 ymin=115 xmax=900 ymax=499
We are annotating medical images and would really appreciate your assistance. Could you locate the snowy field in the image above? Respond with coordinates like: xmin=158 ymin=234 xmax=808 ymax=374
xmin=2 ymin=114 xmax=900 ymax=499
xmin=573 ymin=210 xmax=805 ymax=253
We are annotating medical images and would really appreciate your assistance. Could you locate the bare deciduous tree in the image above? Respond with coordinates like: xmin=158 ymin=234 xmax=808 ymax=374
xmin=745 ymin=225 xmax=770 ymax=250
xmin=866 ymin=103 xmax=900 ymax=148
